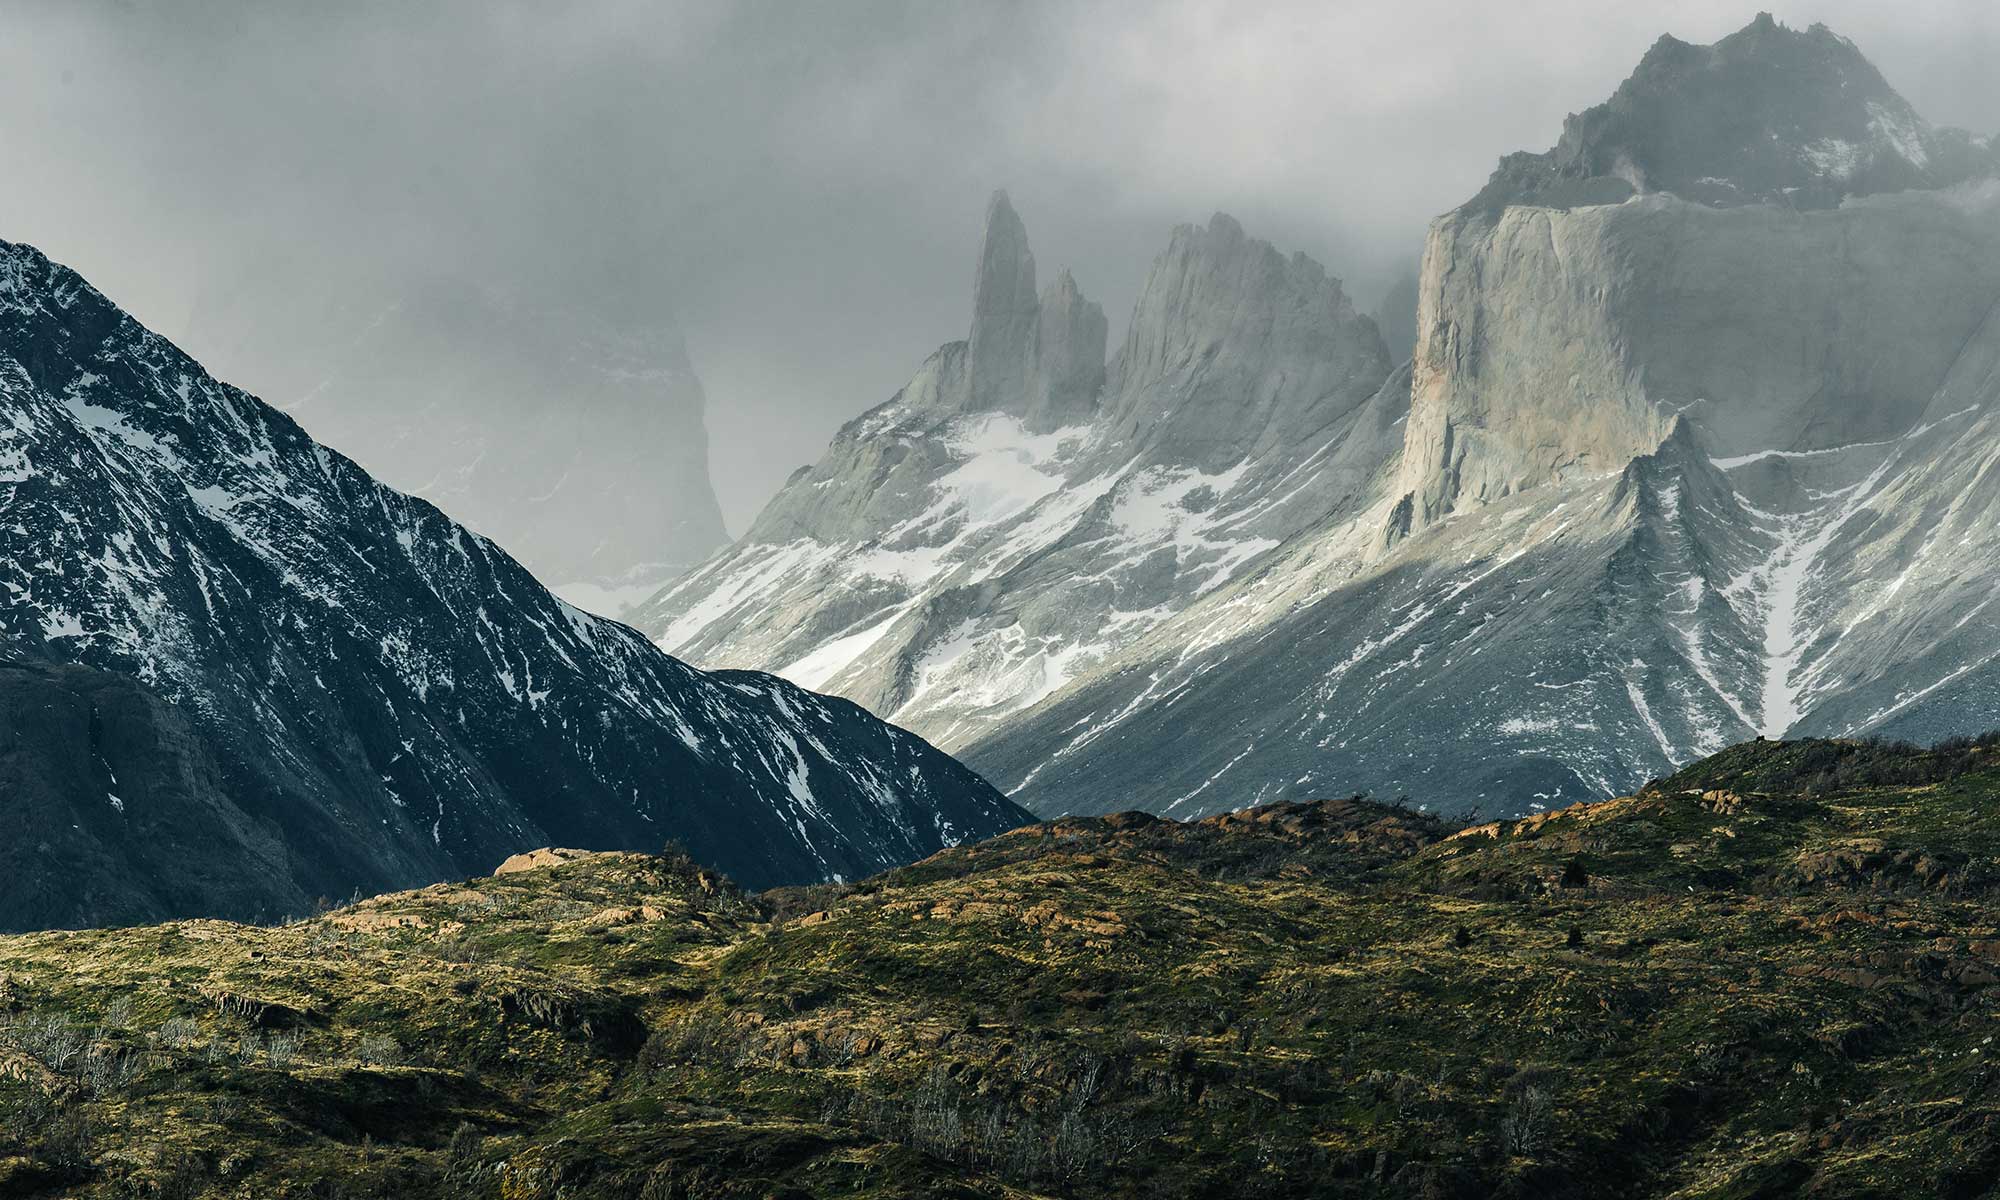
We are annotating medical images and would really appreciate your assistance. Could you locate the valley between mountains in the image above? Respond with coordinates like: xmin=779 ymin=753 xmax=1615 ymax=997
xmin=7 ymin=9 xmax=2000 ymax=1197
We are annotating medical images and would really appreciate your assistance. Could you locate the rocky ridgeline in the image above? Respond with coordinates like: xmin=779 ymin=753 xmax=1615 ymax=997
xmin=637 ymin=193 xmax=1399 ymax=769
xmin=0 ymin=237 xmax=1027 ymax=931
xmin=652 ymin=14 xmax=2000 ymax=822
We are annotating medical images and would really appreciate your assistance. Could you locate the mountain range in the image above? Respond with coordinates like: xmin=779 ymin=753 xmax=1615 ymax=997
xmin=644 ymin=14 xmax=2000 ymax=821
xmin=0 ymin=237 xmax=1025 ymax=931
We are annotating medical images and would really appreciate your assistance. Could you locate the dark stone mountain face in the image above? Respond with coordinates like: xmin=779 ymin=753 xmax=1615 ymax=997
xmin=1468 ymin=13 xmax=1998 ymax=214
xmin=0 ymin=238 xmax=1027 ymax=931
xmin=0 ymin=658 xmax=310 ymax=930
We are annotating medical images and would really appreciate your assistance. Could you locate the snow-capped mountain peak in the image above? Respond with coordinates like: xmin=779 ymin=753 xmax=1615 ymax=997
xmin=0 ymin=236 xmax=1026 ymax=930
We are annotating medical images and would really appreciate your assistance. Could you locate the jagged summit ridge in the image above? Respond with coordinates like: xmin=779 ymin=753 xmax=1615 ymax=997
xmin=966 ymin=190 xmax=1041 ymax=416
xmin=1468 ymin=12 xmax=1997 ymax=215
xmin=956 ymin=190 xmax=1110 ymax=432
xmin=965 ymin=17 xmax=2000 ymax=818
xmin=1399 ymin=22 xmax=2000 ymax=533
xmin=637 ymin=196 xmax=1397 ymax=762
xmin=652 ymin=15 xmax=2000 ymax=825
xmin=1107 ymin=212 xmax=1387 ymax=471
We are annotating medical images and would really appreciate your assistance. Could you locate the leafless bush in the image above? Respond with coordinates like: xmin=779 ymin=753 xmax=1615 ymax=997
xmin=154 ymin=1149 xmax=213 ymax=1200
xmin=155 ymin=1016 xmax=205 ymax=1051
xmin=357 ymin=1033 xmax=403 ymax=1066
xmin=9 ymin=1012 xmax=90 ymax=1072
xmin=265 ymin=1032 xmax=302 ymax=1069
xmin=434 ymin=931 xmax=488 ymax=964
xmin=79 ymin=1044 xmax=139 ymax=1095
xmin=822 ymin=1053 xmax=1137 ymax=1186
xmin=1502 ymin=1084 xmax=1555 ymax=1156
xmin=35 ymin=1107 xmax=95 ymax=1174
xmin=103 ymin=995 xmax=136 ymax=1031
xmin=827 ymin=1027 xmax=866 ymax=1067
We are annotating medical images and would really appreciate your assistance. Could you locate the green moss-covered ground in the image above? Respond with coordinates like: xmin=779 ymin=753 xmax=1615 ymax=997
xmin=7 ymin=737 xmax=2000 ymax=1197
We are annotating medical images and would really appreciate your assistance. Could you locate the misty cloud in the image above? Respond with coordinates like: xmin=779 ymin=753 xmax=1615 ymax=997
xmin=3 ymin=0 xmax=1995 ymax=529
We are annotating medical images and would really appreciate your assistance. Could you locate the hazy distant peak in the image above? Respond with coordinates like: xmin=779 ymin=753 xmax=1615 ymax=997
xmin=1468 ymin=13 xmax=1999 ymax=215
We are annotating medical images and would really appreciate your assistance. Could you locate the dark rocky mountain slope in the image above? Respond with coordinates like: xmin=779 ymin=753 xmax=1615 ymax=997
xmin=0 ymin=237 xmax=1026 ymax=931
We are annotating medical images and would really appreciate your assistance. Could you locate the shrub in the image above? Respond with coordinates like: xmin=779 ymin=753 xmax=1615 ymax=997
xmin=1502 ymin=1083 xmax=1555 ymax=1156
xmin=103 ymin=995 xmax=136 ymax=1031
xmin=155 ymin=1017 xmax=205 ymax=1051
xmin=265 ymin=1032 xmax=302 ymax=1069
xmin=357 ymin=1033 xmax=403 ymax=1066
xmin=9 ymin=1012 xmax=90 ymax=1072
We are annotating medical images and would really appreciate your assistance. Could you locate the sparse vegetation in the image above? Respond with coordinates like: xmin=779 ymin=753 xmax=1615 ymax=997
xmin=4 ymin=737 xmax=2000 ymax=1195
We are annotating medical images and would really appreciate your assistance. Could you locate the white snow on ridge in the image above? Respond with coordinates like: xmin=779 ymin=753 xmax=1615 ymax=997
xmin=1866 ymin=100 xmax=1931 ymax=169
xmin=1750 ymin=458 xmax=1896 ymax=737
xmin=931 ymin=414 xmax=1082 ymax=525
xmin=779 ymin=611 xmax=906 ymax=691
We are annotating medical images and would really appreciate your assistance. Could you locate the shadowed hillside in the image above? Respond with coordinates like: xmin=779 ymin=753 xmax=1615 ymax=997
xmin=6 ymin=736 xmax=2000 ymax=1197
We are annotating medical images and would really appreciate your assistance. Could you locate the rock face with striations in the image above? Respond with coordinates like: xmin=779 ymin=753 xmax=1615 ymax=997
xmin=976 ymin=15 xmax=2000 ymax=818
xmin=636 ymin=193 xmax=1398 ymax=756
xmin=0 ymin=237 xmax=1027 ymax=931
xmin=650 ymin=16 xmax=2000 ymax=822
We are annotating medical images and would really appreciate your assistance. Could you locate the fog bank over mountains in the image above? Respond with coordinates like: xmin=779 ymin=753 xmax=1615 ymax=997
xmin=4 ymin=1 xmax=1999 ymax=536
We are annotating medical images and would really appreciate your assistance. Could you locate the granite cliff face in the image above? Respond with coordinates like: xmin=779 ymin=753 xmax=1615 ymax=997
xmin=988 ymin=15 xmax=2000 ymax=817
xmin=0 ymin=237 xmax=1026 ymax=930
xmin=184 ymin=270 xmax=728 ymax=615
xmin=1398 ymin=181 xmax=2000 ymax=530
xmin=651 ymin=16 xmax=2000 ymax=821
xmin=636 ymin=194 xmax=1397 ymax=754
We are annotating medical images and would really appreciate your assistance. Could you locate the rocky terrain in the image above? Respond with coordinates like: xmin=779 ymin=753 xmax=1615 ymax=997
xmin=0 ymin=237 xmax=1027 ymax=931
xmin=637 ymin=192 xmax=1401 ymax=759
xmin=6 ymin=734 xmax=2000 ymax=1197
xmin=184 ymin=266 xmax=728 ymax=615
xmin=650 ymin=15 xmax=2000 ymax=821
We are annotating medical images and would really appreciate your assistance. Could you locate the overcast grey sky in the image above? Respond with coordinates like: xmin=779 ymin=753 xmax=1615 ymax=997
xmin=4 ymin=0 xmax=1997 ymax=531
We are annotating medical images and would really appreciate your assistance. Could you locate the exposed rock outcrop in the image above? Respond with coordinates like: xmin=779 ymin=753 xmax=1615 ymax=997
xmin=649 ymin=15 xmax=2000 ymax=822
xmin=972 ymin=14 xmax=2000 ymax=817
xmin=1398 ymin=187 xmax=2000 ymax=528
xmin=637 ymin=197 xmax=1396 ymax=760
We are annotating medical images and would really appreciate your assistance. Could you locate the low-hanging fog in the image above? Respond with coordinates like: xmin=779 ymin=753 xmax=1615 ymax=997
xmin=3 ymin=0 xmax=1996 ymax=533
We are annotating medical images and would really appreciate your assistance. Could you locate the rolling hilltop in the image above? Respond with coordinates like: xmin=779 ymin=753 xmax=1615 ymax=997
xmin=4 ymin=735 xmax=2000 ymax=1197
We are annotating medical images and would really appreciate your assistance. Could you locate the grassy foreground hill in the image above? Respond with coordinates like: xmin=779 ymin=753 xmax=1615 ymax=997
xmin=6 ymin=736 xmax=2000 ymax=1197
